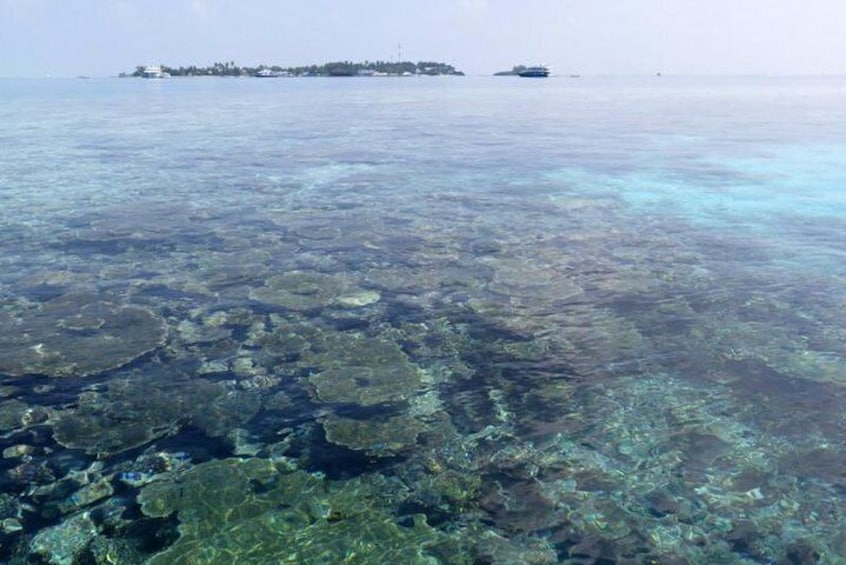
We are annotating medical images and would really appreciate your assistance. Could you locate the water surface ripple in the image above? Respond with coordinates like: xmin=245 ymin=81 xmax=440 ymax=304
xmin=1 ymin=76 xmax=845 ymax=563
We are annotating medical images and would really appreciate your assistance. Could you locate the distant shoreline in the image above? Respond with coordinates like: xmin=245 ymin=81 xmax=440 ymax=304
xmin=123 ymin=61 xmax=464 ymax=78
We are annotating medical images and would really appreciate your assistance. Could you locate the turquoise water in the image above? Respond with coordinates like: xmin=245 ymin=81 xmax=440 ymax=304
xmin=1 ymin=75 xmax=846 ymax=563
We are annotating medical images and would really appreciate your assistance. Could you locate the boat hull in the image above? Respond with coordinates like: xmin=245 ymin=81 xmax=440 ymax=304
xmin=518 ymin=66 xmax=550 ymax=78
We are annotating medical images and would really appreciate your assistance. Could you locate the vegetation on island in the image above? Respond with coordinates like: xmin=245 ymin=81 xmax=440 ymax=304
xmin=125 ymin=60 xmax=464 ymax=78
xmin=493 ymin=65 xmax=528 ymax=76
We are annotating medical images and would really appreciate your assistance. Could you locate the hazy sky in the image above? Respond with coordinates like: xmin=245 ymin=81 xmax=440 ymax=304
xmin=2 ymin=0 xmax=845 ymax=77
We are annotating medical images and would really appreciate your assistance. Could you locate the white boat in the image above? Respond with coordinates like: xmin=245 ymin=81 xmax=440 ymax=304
xmin=142 ymin=65 xmax=167 ymax=79
xmin=255 ymin=68 xmax=292 ymax=77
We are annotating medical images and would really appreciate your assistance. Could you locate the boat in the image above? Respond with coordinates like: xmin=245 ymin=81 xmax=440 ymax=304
xmin=142 ymin=65 xmax=168 ymax=79
xmin=256 ymin=68 xmax=290 ymax=78
xmin=518 ymin=65 xmax=550 ymax=78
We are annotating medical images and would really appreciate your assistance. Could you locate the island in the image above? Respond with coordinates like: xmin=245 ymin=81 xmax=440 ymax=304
xmin=123 ymin=60 xmax=464 ymax=78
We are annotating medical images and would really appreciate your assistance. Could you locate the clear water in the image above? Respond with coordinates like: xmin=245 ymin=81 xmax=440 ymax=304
xmin=1 ymin=75 xmax=845 ymax=563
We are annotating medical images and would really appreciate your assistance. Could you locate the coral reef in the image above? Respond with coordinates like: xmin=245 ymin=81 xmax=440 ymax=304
xmin=51 ymin=373 xmax=259 ymax=455
xmin=0 ymin=293 xmax=166 ymax=377
xmin=3 ymin=147 xmax=846 ymax=564
xmin=249 ymin=271 xmax=366 ymax=311
xmin=138 ymin=458 xmax=447 ymax=564
xmin=322 ymin=414 xmax=422 ymax=455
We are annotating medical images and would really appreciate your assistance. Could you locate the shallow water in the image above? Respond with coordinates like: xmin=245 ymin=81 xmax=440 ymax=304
xmin=1 ymin=75 xmax=846 ymax=563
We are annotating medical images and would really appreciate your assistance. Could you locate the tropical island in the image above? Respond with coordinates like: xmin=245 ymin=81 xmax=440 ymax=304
xmin=124 ymin=60 xmax=464 ymax=78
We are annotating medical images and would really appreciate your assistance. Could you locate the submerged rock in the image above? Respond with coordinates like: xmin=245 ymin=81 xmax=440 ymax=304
xmin=0 ymin=493 xmax=24 ymax=524
xmin=0 ymin=399 xmax=35 ymax=432
xmin=58 ymin=477 xmax=114 ymax=514
xmin=0 ymin=293 xmax=166 ymax=377
xmin=3 ymin=443 xmax=37 ymax=459
xmin=29 ymin=511 xmax=99 ymax=565
xmin=7 ymin=460 xmax=55 ymax=485
xmin=86 ymin=536 xmax=146 ymax=565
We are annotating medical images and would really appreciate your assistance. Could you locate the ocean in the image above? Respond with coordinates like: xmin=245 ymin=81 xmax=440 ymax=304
xmin=1 ymin=75 xmax=845 ymax=563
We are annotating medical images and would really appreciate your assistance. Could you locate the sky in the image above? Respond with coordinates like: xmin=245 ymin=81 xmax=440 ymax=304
xmin=2 ymin=0 xmax=845 ymax=77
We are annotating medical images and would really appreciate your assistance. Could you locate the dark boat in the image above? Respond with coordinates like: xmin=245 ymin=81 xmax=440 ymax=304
xmin=518 ymin=65 xmax=550 ymax=78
